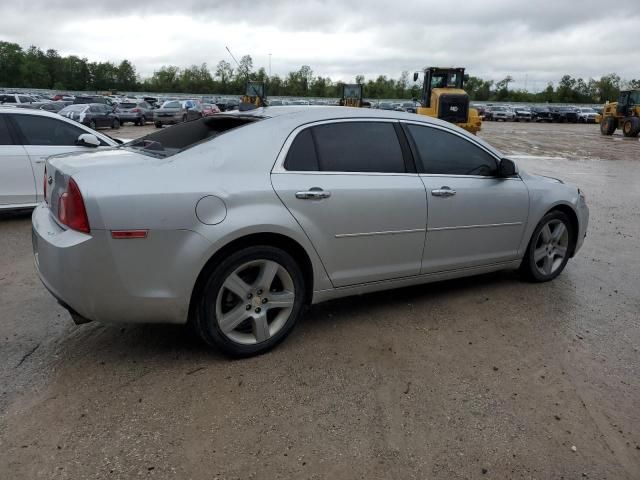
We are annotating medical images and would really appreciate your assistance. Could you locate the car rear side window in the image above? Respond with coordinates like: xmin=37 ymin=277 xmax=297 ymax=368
xmin=284 ymin=129 xmax=319 ymax=171
xmin=0 ymin=116 xmax=14 ymax=145
xmin=10 ymin=114 xmax=85 ymax=146
xmin=312 ymin=121 xmax=405 ymax=173
xmin=406 ymin=124 xmax=497 ymax=176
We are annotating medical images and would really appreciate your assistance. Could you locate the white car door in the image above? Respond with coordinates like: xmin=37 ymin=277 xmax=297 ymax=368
xmin=403 ymin=122 xmax=529 ymax=273
xmin=0 ymin=115 xmax=36 ymax=206
xmin=271 ymin=120 xmax=427 ymax=287
xmin=8 ymin=113 xmax=110 ymax=202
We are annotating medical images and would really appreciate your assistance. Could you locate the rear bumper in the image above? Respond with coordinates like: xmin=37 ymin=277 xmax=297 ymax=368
xmin=154 ymin=115 xmax=182 ymax=125
xmin=32 ymin=203 xmax=211 ymax=325
xmin=119 ymin=113 xmax=143 ymax=121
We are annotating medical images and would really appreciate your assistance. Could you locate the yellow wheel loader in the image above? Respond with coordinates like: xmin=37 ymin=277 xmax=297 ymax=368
xmin=413 ymin=67 xmax=482 ymax=134
xmin=599 ymin=90 xmax=640 ymax=138
xmin=239 ymin=81 xmax=267 ymax=111
xmin=339 ymin=84 xmax=364 ymax=107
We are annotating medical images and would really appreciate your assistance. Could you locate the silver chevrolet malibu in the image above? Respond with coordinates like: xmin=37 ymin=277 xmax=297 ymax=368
xmin=32 ymin=107 xmax=589 ymax=356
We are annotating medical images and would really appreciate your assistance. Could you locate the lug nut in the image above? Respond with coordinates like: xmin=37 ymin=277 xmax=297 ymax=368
xmin=254 ymin=307 xmax=261 ymax=314
xmin=262 ymin=298 xmax=268 ymax=304
xmin=247 ymin=293 xmax=253 ymax=299
xmin=257 ymin=289 xmax=263 ymax=295
xmin=246 ymin=305 xmax=251 ymax=311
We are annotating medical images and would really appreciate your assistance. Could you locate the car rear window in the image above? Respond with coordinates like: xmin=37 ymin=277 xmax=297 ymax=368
xmin=125 ymin=115 xmax=261 ymax=158
xmin=162 ymin=101 xmax=181 ymax=108
xmin=119 ymin=103 xmax=136 ymax=108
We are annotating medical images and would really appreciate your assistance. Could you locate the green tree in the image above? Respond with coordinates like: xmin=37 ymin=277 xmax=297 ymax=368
xmin=116 ymin=60 xmax=138 ymax=91
xmin=0 ymin=41 xmax=24 ymax=87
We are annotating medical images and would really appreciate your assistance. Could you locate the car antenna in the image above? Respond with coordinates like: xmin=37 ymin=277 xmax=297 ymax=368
xmin=225 ymin=46 xmax=268 ymax=109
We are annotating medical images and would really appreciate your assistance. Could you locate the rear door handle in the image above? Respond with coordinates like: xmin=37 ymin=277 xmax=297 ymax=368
xmin=431 ymin=186 xmax=456 ymax=197
xmin=295 ymin=187 xmax=331 ymax=200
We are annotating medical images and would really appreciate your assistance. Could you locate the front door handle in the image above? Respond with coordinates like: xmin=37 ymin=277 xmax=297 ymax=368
xmin=295 ymin=187 xmax=331 ymax=200
xmin=431 ymin=186 xmax=456 ymax=197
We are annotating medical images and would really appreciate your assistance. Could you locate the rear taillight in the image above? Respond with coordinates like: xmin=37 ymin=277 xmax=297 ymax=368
xmin=58 ymin=178 xmax=90 ymax=233
xmin=43 ymin=166 xmax=48 ymax=204
xmin=131 ymin=108 xmax=140 ymax=113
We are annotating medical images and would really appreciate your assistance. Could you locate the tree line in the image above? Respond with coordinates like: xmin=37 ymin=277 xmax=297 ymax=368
xmin=1 ymin=41 xmax=638 ymax=103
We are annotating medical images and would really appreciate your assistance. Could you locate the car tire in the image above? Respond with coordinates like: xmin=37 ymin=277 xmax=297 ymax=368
xmin=139 ymin=115 xmax=146 ymax=126
xmin=520 ymin=210 xmax=574 ymax=283
xmin=182 ymin=115 xmax=187 ymax=122
xmin=193 ymin=246 xmax=307 ymax=357
xmin=111 ymin=118 xmax=120 ymax=129
xmin=89 ymin=120 xmax=97 ymax=130
xmin=600 ymin=117 xmax=616 ymax=135
xmin=154 ymin=122 xmax=162 ymax=128
xmin=622 ymin=117 xmax=640 ymax=137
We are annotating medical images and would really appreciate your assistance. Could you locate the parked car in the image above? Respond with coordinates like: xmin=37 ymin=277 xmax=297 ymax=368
xmin=398 ymin=102 xmax=419 ymax=113
xmin=550 ymin=106 xmax=578 ymax=123
xmin=575 ymin=107 xmax=597 ymax=123
xmin=0 ymin=93 xmax=37 ymax=105
xmin=32 ymin=107 xmax=589 ymax=357
xmin=216 ymin=99 xmax=239 ymax=112
xmin=513 ymin=107 xmax=532 ymax=122
xmin=38 ymin=101 xmax=70 ymax=112
xmin=59 ymin=103 xmax=121 ymax=130
xmin=531 ymin=106 xmax=553 ymax=122
xmin=486 ymin=106 xmax=515 ymax=121
xmin=153 ymin=100 xmax=202 ymax=128
xmin=202 ymin=103 xmax=221 ymax=116
xmin=0 ymin=108 xmax=119 ymax=210
xmin=377 ymin=102 xmax=396 ymax=110
xmin=73 ymin=95 xmax=114 ymax=106
xmin=116 ymin=100 xmax=154 ymax=126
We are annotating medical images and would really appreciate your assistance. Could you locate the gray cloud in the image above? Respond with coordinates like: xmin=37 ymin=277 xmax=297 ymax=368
xmin=2 ymin=0 xmax=639 ymax=89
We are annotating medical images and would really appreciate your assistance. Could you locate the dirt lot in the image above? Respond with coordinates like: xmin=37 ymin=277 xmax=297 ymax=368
xmin=1 ymin=121 xmax=639 ymax=479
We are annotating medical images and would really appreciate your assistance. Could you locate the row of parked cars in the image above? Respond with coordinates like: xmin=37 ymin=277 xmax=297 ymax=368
xmin=475 ymin=104 xmax=601 ymax=123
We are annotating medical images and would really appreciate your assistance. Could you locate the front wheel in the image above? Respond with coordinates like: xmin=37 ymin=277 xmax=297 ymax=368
xmin=622 ymin=117 xmax=640 ymax=137
xmin=193 ymin=246 xmax=306 ymax=357
xmin=138 ymin=115 xmax=146 ymax=126
xmin=89 ymin=119 xmax=97 ymax=130
xmin=520 ymin=211 xmax=574 ymax=282
xmin=111 ymin=118 xmax=120 ymax=129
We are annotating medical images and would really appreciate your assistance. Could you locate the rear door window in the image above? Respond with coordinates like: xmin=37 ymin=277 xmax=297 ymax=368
xmin=311 ymin=121 xmax=405 ymax=173
xmin=284 ymin=129 xmax=319 ymax=171
xmin=406 ymin=124 xmax=497 ymax=176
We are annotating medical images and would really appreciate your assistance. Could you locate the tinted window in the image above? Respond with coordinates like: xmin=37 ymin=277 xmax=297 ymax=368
xmin=407 ymin=124 xmax=497 ymax=176
xmin=312 ymin=122 xmax=405 ymax=173
xmin=0 ymin=116 xmax=14 ymax=145
xmin=19 ymin=96 xmax=33 ymax=103
xmin=284 ymin=129 xmax=319 ymax=171
xmin=120 ymin=102 xmax=136 ymax=108
xmin=11 ymin=114 xmax=85 ymax=146
xmin=1 ymin=95 xmax=16 ymax=103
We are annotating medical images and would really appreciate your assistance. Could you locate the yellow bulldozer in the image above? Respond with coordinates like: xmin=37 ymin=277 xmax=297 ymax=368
xmin=599 ymin=89 xmax=640 ymax=137
xmin=413 ymin=67 xmax=482 ymax=134
xmin=239 ymin=81 xmax=267 ymax=111
xmin=339 ymin=83 xmax=364 ymax=107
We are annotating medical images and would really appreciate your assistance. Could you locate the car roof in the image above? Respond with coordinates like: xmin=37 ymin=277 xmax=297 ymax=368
xmin=0 ymin=107 xmax=69 ymax=118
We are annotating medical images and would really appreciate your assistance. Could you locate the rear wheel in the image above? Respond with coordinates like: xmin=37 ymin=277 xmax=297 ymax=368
xmin=182 ymin=114 xmax=187 ymax=122
xmin=193 ymin=246 xmax=306 ymax=357
xmin=154 ymin=122 xmax=162 ymax=128
xmin=111 ymin=118 xmax=120 ymax=129
xmin=521 ymin=211 xmax=574 ymax=282
xmin=622 ymin=117 xmax=640 ymax=137
xmin=139 ymin=115 xmax=146 ymax=126
xmin=89 ymin=119 xmax=97 ymax=130
xmin=600 ymin=116 xmax=616 ymax=135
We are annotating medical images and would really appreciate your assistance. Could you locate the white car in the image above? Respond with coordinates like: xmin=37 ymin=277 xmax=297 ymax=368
xmin=0 ymin=93 xmax=37 ymax=105
xmin=0 ymin=109 xmax=121 ymax=210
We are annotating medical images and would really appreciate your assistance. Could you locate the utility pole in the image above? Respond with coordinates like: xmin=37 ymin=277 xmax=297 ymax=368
xmin=268 ymin=53 xmax=272 ymax=77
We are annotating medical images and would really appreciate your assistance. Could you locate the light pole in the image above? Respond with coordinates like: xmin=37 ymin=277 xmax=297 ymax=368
xmin=269 ymin=53 xmax=272 ymax=77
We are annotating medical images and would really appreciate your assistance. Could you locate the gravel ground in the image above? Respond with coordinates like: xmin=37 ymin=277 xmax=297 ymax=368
xmin=1 ymin=120 xmax=639 ymax=479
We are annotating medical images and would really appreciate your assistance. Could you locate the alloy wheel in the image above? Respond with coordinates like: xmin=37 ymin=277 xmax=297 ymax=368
xmin=533 ymin=219 xmax=569 ymax=276
xmin=215 ymin=259 xmax=295 ymax=345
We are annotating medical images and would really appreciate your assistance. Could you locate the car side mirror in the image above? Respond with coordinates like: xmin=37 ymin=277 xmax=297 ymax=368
xmin=76 ymin=133 xmax=100 ymax=148
xmin=499 ymin=158 xmax=518 ymax=177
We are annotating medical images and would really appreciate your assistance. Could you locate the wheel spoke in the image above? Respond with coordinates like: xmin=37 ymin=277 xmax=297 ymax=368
xmin=255 ymin=260 xmax=279 ymax=290
xmin=219 ymin=305 xmax=249 ymax=333
xmin=551 ymin=223 xmax=566 ymax=242
xmin=540 ymin=224 xmax=552 ymax=243
xmin=223 ymin=273 xmax=252 ymax=299
xmin=268 ymin=291 xmax=295 ymax=309
xmin=554 ymin=245 xmax=567 ymax=258
xmin=253 ymin=315 xmax=270 ymax=342
xmin=543 ymin=255 xmax=553 ymax=275
xmin=534 ymin=246 xmax=547 ymax=262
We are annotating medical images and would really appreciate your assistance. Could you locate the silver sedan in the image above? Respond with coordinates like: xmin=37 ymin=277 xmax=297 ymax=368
xmin=32 ymin=107 xmax=589 ymax=356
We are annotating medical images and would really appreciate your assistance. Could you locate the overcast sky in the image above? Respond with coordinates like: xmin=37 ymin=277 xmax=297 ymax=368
xmin=2 ymin=0 xmax=639 ymax=90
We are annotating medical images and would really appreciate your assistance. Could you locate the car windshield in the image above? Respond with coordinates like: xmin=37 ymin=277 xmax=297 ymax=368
xmin=581 ymin=108 xmax=595 ymax=113
xmin=162 ymin=101 xmax=181 ymax=108
xmin=119 ymin=103 xmax=137 ymax=108
xmin=125 ymin=115 xmax=262 ymax=158
xmin=493 ymin=107 xmax=505 ymax=111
